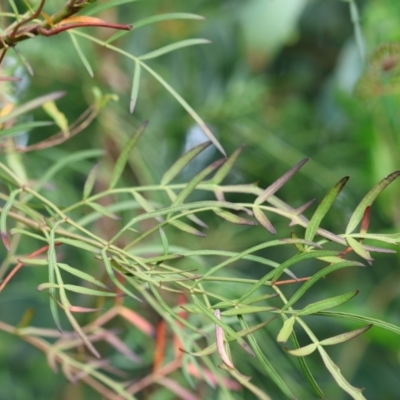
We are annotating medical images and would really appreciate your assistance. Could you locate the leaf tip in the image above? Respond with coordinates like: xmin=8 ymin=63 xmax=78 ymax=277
xmin=1 ymin=233 xmax=10 ymax=251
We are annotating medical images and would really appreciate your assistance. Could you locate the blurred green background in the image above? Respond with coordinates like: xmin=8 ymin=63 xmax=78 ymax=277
xmin=1 ymin=0 xmax=400 ymax=399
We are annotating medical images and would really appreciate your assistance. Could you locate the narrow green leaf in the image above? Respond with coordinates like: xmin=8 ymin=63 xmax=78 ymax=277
xmin=83 ymin=163 xmax=100 ymax=200
xmin=223 ymin=366 xmax=272 ymax=400
xmin=161 ymin=141 xmax=211 ymax=185
xmin=191 ymin=296 xmax=252 ymax=354
xmin=12 ymin=46 xmax=33 ymax=76
xmin=130 ymin=61 xmax=141 ymax=113
xmin=320 ymin=325 xmax=372 ymax=346
xmin=269 ymin=250 xmax=339 ymax=285
xmin=318 ymin=346 xmax=366 ymax=400
xmin=346 ymin=172 xmax=400 ymax=235
xmin=84 ymin=0 xmax=140 ymax=15
xmin=62 ymin=284 xmax=119 ymax=297
xmin=315 ymin=311 xmax=400 ymax=336
xmin=0 ymin=121 xmax=54 ymax=138
xmin=106 ymin=13 xmax=205 ymax=44
xmin=277 ymin=316 xmax=296 ymax=343
xmin=238 ymin=316 xmax=296 ymax=399
xmin=87 ymin=202 xmax=120 ymax=220
xmin=305 ymin=177 xmax=349 ymax=242
xmin=54 ymin=238 xmax=100 ymax=253
xmin=102 ymin=251 xmax=141 ymax=301
xmin=208 ymin=145 xmax=244 ymax=184
xmin=109 ymin=121 xmax=148 ymax=189
xmin=32 ymin=149 xmax=104 ymax=195
xmin=1 ymin=189 xmax=21 ymax=251
xmin=214 ymin=208 xmax=256 ymax=226
xmin=254 ymin=206 xmax=276 ymax=234
xmin=291 ymin=231 xmax=304 ymax=252
xmin=57 ymin=263 xmax=108 ymax=290
xmin=18 ymin=258 xmax=48 ymax=266
xmin=11 ymin=228 xmax=46 ymax=242
xmin=255 ymin=158 xmax=309 ymax=204
xmin=287 ymin=342 xmax=318 ymax=357
xmin=187 ymin=319 xmax=274 ymax=358
xmin=297 ymin=291 xmax=359 ymax=316
xmin=240 ymin=293 xmax=279 ymax=306
xmin=159 ymin=227 xmax=169 ymax=255
xmin=221 ymin=306 xmax=275 ymax=316
xmin=197 ymin=238 xmax=323 ymax=287
xmin=0 ymin=92 xmax=65 ymax=125
xmin=139 ymin=39 xmax=210 ymax=60
xmin=349 ymin=233 xmax=400 ymax=245
xmin=346 ymin=236 xmax=373 ymax=263
xmin=171 ymin=159 xmax=225 ymax=207
xmin=47 ymin=230 xmax=62 ymax=332
xmin=168 ymin=219 xmax=205 ymax=237
xmin=140 ymin=62 xmax=226 ymax=156
xmin=283 ymin=261 xmax=364 ymax=310
xmin=69 ymin=32 xmax=94 ymax=77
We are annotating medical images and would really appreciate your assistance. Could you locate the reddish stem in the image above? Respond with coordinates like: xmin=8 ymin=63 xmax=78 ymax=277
xmin=37 ymin=22 xmax=132 ymax=37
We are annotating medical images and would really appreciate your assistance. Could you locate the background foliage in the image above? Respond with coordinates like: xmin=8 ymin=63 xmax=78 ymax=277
xmin=1 ymin=0 xmax=400 ymax=399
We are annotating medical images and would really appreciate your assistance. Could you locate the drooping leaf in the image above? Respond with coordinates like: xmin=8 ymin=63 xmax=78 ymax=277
xmin=68 ymin=32 xmax=94 ymax=77
xmin=140 ymin=62 xmax=226 ymax=156
xmin=168 ymin=220 xmax=206 ymax=237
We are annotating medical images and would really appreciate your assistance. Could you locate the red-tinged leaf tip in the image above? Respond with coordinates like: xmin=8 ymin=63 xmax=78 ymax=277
xmin=2 ymin=233 xmax=10 ymax=251
xmin=360 ymin=206 xmax=371 ymax=234
xmin=289 ymin=198 xmax=315 ymax=226
xmin=215 ymin=309 xmax=235 ymax=369
xmin=296 ymin=198 xmax=316 ymax=215
xmin=255 ymin=158 xmax=310 ymax=205
xmin=0 ymin=76 xmax=21 ymax=81
xmin=254 ymin=207 xmax=276 ymax=234
xmin=69 ymin=306 xmax=105 ymax=313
